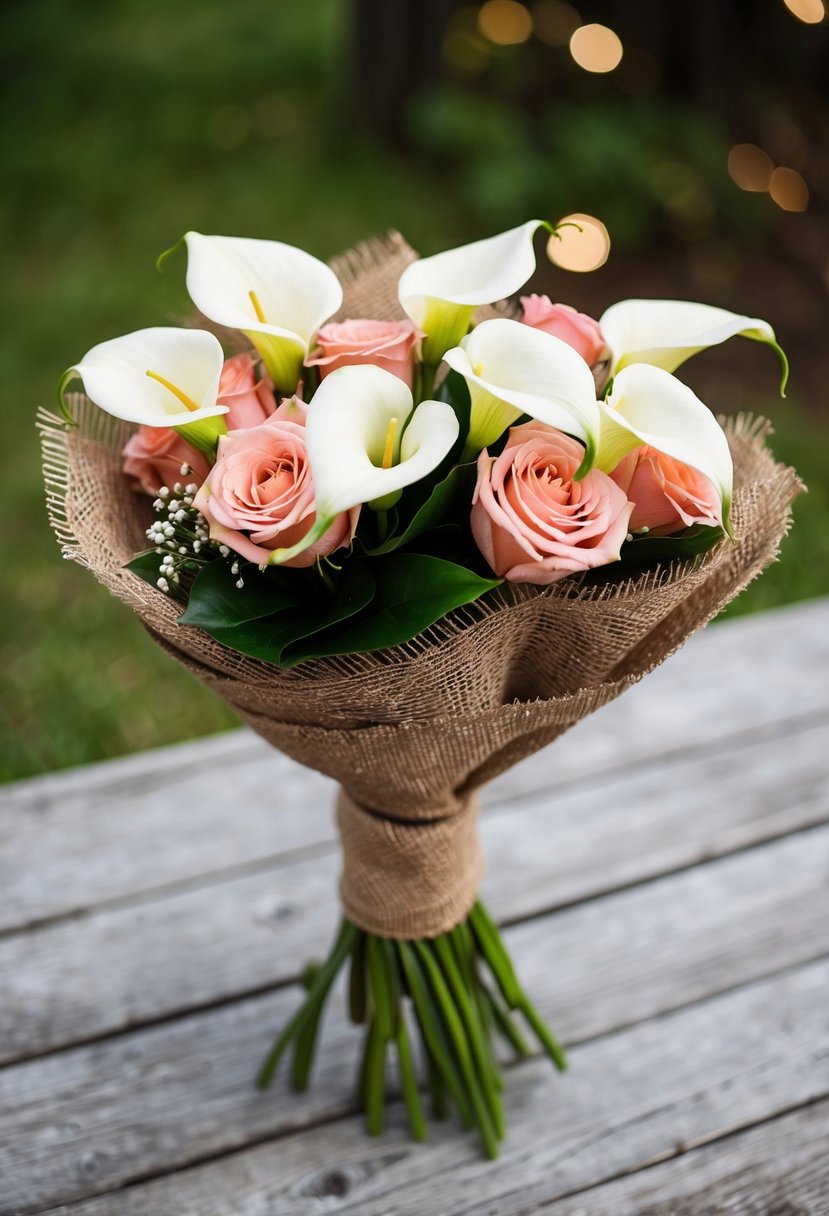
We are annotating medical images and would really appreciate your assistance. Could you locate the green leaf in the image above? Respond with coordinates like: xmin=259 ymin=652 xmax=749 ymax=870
xmin=620 ymin=524 xmax=726 ymax=565
xmin=367 ymin=462 xmax=478 ymax=555
xmin=126 ymin=549 xmax=165 ymax=588
xmin=203 ymin=559 xmax=376 ymax=663
xmin=283 ymin=553 xmax=501 ymax=664
xmin=179 ymin=557 xmax=309 ymax=629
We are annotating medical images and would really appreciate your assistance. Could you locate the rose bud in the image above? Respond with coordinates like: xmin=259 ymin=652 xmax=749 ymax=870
xmin=305 ymin=319 xmax=424 ymax=388
xmin=609 ymin=445 xmax=723 ymax=536
xmin=217 ymin=352 xmax=277 ymax=429
xmin=472 ymin=422 xmax=633 ymax=585
xmin=192 ymin=412 xmax=358 ymax=567
xmin=122 ymin=427 xmax=211 ymax=495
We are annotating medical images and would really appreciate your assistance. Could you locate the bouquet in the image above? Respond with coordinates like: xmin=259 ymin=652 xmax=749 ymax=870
xmin=41 ymin=222 xmax=800 ymax=1157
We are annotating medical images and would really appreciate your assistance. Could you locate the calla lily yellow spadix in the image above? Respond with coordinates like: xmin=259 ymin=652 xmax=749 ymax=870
xmin=599 ymin=299 xmax=789 ymax=394
xmin=181 ymin=232 xmax=343 ymax=394
xmin=596 ymin=363 xmax=735 ymax=535
xmin=398 ymin=220 xmax=545 ymax=365
xmin=266 ymin=365 xmax=459 ymax=565
xmin=59 ymin=327 xmax=228 ymax=456
xmin=443 ymin=318 xmax=601 ymax=468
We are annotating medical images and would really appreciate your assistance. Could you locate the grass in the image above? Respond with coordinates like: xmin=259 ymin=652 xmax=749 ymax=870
xmin=1 ymin=0 xmax=825 ymax=782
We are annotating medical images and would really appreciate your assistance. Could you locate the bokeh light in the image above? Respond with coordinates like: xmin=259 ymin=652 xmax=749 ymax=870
xmin=769 ymin=166 xmax=810 ymax=210
xmin=782 ymin=0 xmax=825 ymax=24
xmin=478 ymin=0 xmax=533 ymax=45
xmin=547 ymin=214 xmax=610 ymax=271
xmin=533 ymin=0 xmax=581 ymax=46
xmin=728 ymin=143 xmax=775 ymax=192
xmin=569 ymin=23 xmax=623 ymax=73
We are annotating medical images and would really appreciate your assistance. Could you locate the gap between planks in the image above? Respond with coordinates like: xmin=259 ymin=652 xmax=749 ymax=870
xmin=2 ymin=597 xmax=828 ymax=934
xmin=2 ymin=822 xmax=828 ymax=1212
xmin=1 ymin=710 xmax=827 ymax=1066
xmin=13 ymin=956 xmax=829 ymax=1216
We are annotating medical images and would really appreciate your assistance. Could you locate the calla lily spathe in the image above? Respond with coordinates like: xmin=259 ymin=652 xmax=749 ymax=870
xmin=443 ymin=318 xmax=601 ymax=467
xmin=61 ymin=327 xmax=228 ymax=455
xmin=182 ymin=232 xmax=343 ymax=394
xmin=398 ymin=220 xmax=544 ymax=364
xmin=266 ymin=365 xmax=459 ymax=565
xmin=600 ymin=299 xmax=788 ymax=393
xmin=596 ymin=363 xmax=734 ymax=533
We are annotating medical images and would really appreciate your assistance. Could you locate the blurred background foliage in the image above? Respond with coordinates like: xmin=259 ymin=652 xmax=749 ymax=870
xmin=1 ymin=0 xmax=827 ymax=781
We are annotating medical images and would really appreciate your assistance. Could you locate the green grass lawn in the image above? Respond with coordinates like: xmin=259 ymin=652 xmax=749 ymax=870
xmin=2 ymin=0 xmax=825 ymax=783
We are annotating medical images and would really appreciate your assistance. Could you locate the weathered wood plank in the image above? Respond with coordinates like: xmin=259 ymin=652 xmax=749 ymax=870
xmin=2 ymin=826 xmax=828 ymax=1213
xmin=21 ymin=959 xmax=829 ymax=1216
xmin=2 ymin=719 xmax=828 ymax=1065
xmin=2 ymin=597 xmax=827 ymax=932
xmin=545 ymin=1099 xmax=829 ymax=1216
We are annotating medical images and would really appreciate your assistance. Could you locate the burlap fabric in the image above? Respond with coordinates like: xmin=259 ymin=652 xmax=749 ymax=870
xmin=38 ymin=233 xmax=802 ymax=939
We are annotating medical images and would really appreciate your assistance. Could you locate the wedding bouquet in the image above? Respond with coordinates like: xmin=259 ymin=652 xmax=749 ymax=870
xmin=41 ymin=222 xmax=800 ymax=1157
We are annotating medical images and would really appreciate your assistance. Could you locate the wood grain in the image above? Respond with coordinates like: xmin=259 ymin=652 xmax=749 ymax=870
xmin=2 ymin=598 xmax=827 ymax=933
xmin=23 ymin=960 xmax=829 ymax=1216
xmin=1 ymin=718 xmax=827 ymax=1065
xmin=2 ymin=828 xmax=828 ymax=1213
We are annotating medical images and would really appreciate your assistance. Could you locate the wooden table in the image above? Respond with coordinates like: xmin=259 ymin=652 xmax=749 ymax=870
xmin=2 ymin=598 xmax=828 ymax=1216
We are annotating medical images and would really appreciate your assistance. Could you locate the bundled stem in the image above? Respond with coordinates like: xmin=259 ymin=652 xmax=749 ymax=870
xmin=257 ymin=899 xmax=566 ymax=1157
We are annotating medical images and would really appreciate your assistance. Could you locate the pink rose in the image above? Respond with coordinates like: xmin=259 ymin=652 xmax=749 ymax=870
xmin=472 ymin=422 xmax=633 ymax=585
xmin=192 ymin=412 xmax=358 ymax=567
xmin=609 ymin=446 xmax=723 ymax=536
xmin=306 ymin=319 xmax=423 ymax=388
xmin=122 ymin=427 xmax=210 ymax=495
xmin=520 ymin=296 xmax=610 ymax=367
xmin=217 ymin=352 xmax=277 ymax=429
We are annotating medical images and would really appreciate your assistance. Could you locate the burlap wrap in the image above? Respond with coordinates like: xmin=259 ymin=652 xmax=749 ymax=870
xmin=38 ymin=232 xmax=803 ymax=939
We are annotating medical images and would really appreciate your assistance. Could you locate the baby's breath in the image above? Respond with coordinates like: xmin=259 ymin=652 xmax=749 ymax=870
xmin=145 ymin=482 xmax=215 ymax=595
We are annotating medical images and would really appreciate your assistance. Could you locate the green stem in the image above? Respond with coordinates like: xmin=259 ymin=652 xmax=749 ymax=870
xmin=396 ymin=1008 xmax=428 ymax=1141
xmin=364 ymin=1018 xmax=387 ymax=1136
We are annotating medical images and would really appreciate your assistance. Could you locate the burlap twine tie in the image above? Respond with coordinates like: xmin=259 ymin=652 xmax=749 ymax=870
xmin=336 ymin=788 xmax=484 ymax=939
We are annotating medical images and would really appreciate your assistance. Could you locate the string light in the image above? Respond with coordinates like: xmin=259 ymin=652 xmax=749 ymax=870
xmin=569 ymin=23 xmax=623 ymax=72
xmin=782 ymin=0 xmax=825 ymax=24
xmin=727 ymin=144 xmax=775 ymax=193
xmin=769 ymin=167 xmax=809 ymax=211
xmin=478 ymin=0 xmax=533 ymax=45
xmin=547 ymin=214 xmax=610 ymax=272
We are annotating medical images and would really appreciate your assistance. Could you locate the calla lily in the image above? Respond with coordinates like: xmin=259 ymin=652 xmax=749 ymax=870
xmin=443 ymin=318 xmax=601 ymax=468
xmin=266 ymin=365 xmax=459 ymax=565
xmin=60 ymin=327 xmax=227 ymax=455
xmin=596 ymin=363 xmax=734 ymax=534
xmin=599 ymin=299 xmax=789 ymax=393
xmin=182 ymin=232 xmax=343 ymax=393
xmin=398 ymin=220 xmax=544 ymax=364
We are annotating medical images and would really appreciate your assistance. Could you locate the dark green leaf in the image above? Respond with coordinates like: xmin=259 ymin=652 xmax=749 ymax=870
xmin=366 ymin=463 xmax=478 ymax=555
xmin=179 ymin=556 xmax=310 ymax=629
xmin=126 ymin=549 xmax=164 ymax=587
xmin=620 ymin=525 xmax=726 ymax=565
xmin=283 ymin=553 xmax=501 ymax=664
xmin=202 ymin=559 xmax=376 ymax=663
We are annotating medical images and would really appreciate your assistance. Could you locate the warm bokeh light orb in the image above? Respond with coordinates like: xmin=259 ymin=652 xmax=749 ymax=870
xmin=547 ymin=214 xmax=610 ymax=272
xmin=569 ymin=23 xmax=623 ymax=72
xmin=533 ymin=0 xmax=581 ymax=46
xmin=769 ymin=166 xmax=810 ymax=211
xmin=478 ymin=0 xmax=534 ymax=45
xmin=782 ymin=0 xmax=825 ymax=24
xmin=727 ymin=143 xmax=775 ymax=192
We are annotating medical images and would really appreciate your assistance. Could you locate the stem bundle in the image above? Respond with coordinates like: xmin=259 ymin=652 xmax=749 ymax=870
xmin=257 ymin=899 xmax=566 ymax=1157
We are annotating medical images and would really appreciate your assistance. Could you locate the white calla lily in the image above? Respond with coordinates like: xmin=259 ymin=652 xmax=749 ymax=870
xmin=444 ymin=317 xmax=601 ymax=467
xmin=398 ymin=220 xmax=544 ymax=364
xmin=182 ymin=232 xmax=343 ymax=393
xmin=597 ymin=363 xmax=734 ymax=534
xmin=600 ymin=298 xmax=788 ymax=392
xmin=60 ymin=327 xmax=227 ymax=455
xmin=267 ymin=365 xmax=459 ymax=565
